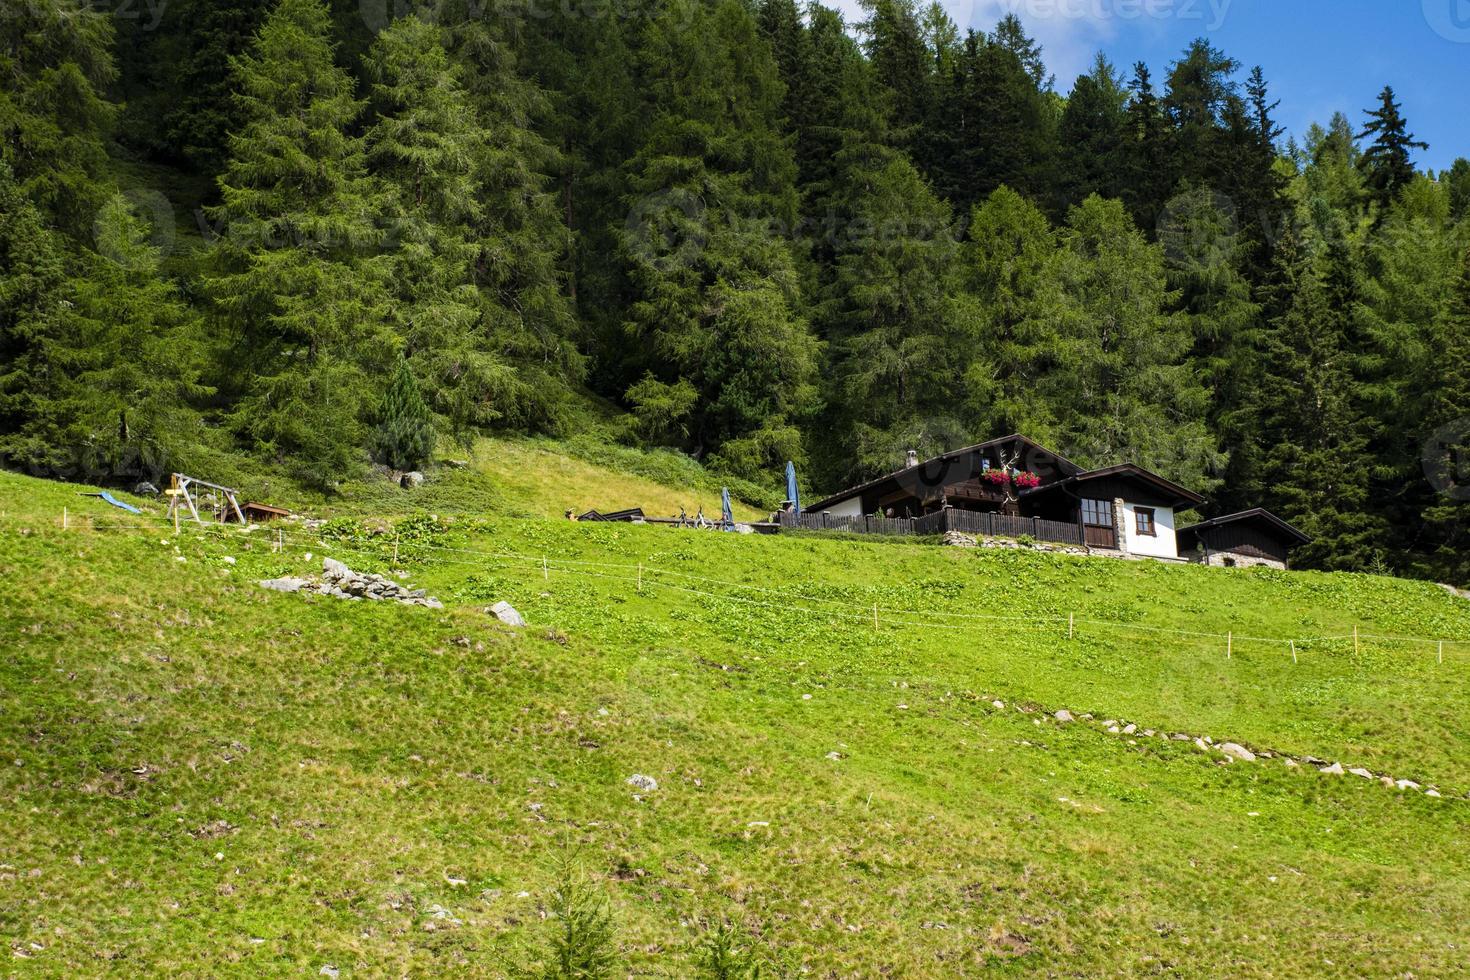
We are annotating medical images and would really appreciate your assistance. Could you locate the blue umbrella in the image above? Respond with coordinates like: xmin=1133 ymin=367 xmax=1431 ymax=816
xmin=721 ymin=487 xmax=734 ymax=531
xmin=785 ymin=461 xmax=800 ymax=514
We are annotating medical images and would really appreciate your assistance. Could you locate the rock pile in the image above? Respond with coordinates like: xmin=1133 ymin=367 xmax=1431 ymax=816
xmin=982 ymin=695 xmax=1462 ymax=802
xmin=259 ymin=557 xmax=443 ymax=609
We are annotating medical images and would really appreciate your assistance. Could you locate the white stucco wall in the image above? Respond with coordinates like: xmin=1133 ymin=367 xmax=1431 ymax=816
xmin=1122 ymin=502 xmax=1178 ymax=559
xmin=824 ymin=496 xmax=864 ymax=518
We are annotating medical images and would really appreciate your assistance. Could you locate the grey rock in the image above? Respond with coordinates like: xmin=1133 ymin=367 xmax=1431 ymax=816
xmin=259 ymin=577 xmax=308 ymax=593
xmin=320 ymin=967 xmax=340 ymax=980
xmin=626 ymin=773 xmax=658 ymax=792
xmin=1054 ymin=709 xmax=1075 ymax=723
xmin=133 ymin=481 xmax=160 ymax=496
xmin=1395 ymin=779 xmax=1420 ymax=791
xmin=1193 ymin=737 xmax=1211 ymax=753
xmin=1320 ymin=762 xmax=1345 ymax=775
xmin=1284 ymin=758 xmax=1299 ymax=768
xmin=1348 ymin=767 xmax=1373 ymax=779
xmin=322 ymin=557 xmax=352 ymax=581
xmin=1425 ymin=789 xmax=1442 ymax=798
xmin=401 ymin=471 xmax=425 ymax=489
xmin=1122 ymin=723 xmax=1137 ymax=735
xmin=490 ymin=601 xmax=525 ymax=627
xmin=1218 ymin=742 xmax=1256 ymax=762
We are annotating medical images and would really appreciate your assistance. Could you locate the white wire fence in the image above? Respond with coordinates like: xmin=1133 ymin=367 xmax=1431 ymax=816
xmin=40 ymin=508 xmax=1470 ymax=668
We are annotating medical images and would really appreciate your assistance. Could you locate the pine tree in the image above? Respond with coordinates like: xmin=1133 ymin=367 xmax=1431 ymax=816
xmin=163 ymin=0 xmax=267 ymax=172
xmin=1419 ymin=247 xmax=1470 ymax=583
xmin=0 ymin=173 xmax=208 ymax=480
xmin=991 ymin=13 xmax=1050 ymax=91
xmin=1357 ymin=86 xmax=1427 ymax=213
xmin=0 ymin=0 xmax=117 ymax=237
xmin=1044 ymin=195 xmax=1220 ymax=489
xmin=365 ymin=14 xmax=520 ymax=442
xmin=962 ymin=185 xmax=1062 ymax=440
xmin=817 ymin=145 xmax=973 ymax=483
xmin=203 ymin=0 xmax=390 ymax=488
xmin=1255 ymin=226 xmax=1387 ymax=570
xmin=618 ymin=0 xmax=817 ymax=478
xmin=1121 ymin=61 xmax=1172 ymax=229
xmin=376 ymin=358 xmax=436 ymax=473
xmin=1055 ymin=55 xmax=1128 ymax=211
xmin=434 ymin=0 xmax=586 ymax=429
xmin=0 ymin=161 xmax=76 ymax=469
xmin=859 ymin=0 xmax=933 ymax=154
xmin=1157 ymin=183 xmax=1261 ymax=505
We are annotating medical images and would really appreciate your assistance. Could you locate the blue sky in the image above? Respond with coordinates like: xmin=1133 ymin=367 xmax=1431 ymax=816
xmin=833 ymin=0 xmax=1470 ymax=171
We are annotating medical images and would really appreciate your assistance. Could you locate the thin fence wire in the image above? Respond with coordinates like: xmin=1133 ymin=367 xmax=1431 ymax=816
xmin=31 ymin=512 xmax=1470 ymax=659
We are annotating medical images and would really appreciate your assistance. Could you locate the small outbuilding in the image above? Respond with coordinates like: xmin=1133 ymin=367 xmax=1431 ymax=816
xmin=1177 ymin=508 xmax=1310 ymax=570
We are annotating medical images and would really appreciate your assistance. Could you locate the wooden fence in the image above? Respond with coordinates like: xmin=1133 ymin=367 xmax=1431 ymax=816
xmin=779 ymin=508 xmax=1086 ymax=547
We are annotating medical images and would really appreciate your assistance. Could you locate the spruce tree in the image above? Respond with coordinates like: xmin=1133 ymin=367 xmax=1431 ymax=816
xmin=1357 ymin=86 xmax=1427 ymax=213
xmin=1122 ymin=61 xmax=1172 ymax=231
xmin=376 ymin=358 xmax=436 ymax=473
xmin=203 ymin=0 xmax=389 ymax=489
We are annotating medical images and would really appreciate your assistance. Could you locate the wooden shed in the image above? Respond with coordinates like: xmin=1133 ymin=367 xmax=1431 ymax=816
xmin=1177 ymin=509 xmax=1310 ymax=570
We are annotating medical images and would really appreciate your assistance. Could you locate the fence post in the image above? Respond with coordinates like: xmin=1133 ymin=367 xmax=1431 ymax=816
xmin=1353 ymin=626 xmax=1359 ymax=656
xmin=1439 ymin=641 xmax=1444 ymax=665
xmin=638 ymin=563 xmax=643 ymax=593
xmin=543 ymin=556 xmax=548 ymax=581
xmin=393 ymin=531 xmax=399 ymax=564
xmin=62 ymin=507 xmax=67 ymax=531
xmin=1227 ymin=631 xmax=1232 ymax=659
xmin=1290 ymin=640 xmax=1297 ymax=664
xmin=1068 ymin=612 xmax=1074 ymax=640
xmin=873 ymin=603 xmax=879 ymax=629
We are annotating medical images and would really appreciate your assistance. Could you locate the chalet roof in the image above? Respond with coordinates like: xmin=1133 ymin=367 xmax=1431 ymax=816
xmin=1177 ymin=508 xmax=1311 ymax=546
xmin=1022 ymin=463 xmax=1206 ymax=509
xmin=805 ymin=434 xmax=1084 ymax=512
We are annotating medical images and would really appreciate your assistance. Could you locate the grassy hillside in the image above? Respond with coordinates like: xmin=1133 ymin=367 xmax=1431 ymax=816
xmin=5 ymin=465 xmax=1470 ymax=976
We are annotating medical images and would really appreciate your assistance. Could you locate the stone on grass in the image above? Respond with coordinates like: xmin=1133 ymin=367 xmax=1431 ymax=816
xmin=1193 ymin=738 xmax=1211 ymax=753
xmin=991 ymin=700 xmax=1004 ymax=710
xmin=1425 ymin=789 xmax=1442 ymax=798
xmin=1395 ymin=779 xmax=1420 ymax=791
xmin=259 ymin=577 xmax=308 ymax=593
xmin=1054 ymin=709 xmax=1074 ymax=722
xmin=401 ymin=471 xmax=424 ymax=489
xmin=320 ymin=967 xmax=340 ymax=980
xmin=626 ymin=774 xmax=658 ymax=792
xmin=1348 ymin=767 xmax=1373 ymax=779
xmin=490 ymin=601 xmax=525 ymax=627
xmin=1320 ymin=762 xmax=1345 ymax=775
xmin=1218 ymin=743 xmax=1256 ymax=763
xmin=1122 ymin=724 xmax=1137 ymax=735
xmin=1284 ymin=758 xmax=1299 ymax=768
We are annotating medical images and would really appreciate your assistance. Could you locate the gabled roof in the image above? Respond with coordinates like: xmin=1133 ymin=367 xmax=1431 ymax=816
xmin=1025 ymin=463 xmax=1206 ymax=509
xmin=1178 ymin=508 xmax=1311 ymax=545
xmin=805 ymin=434 xmax=1084 ymax=512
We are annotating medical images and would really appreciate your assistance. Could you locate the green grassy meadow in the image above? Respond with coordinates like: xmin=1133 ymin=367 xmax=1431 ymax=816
xmin=4 ymin=458 xmax=1470 ymax=977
